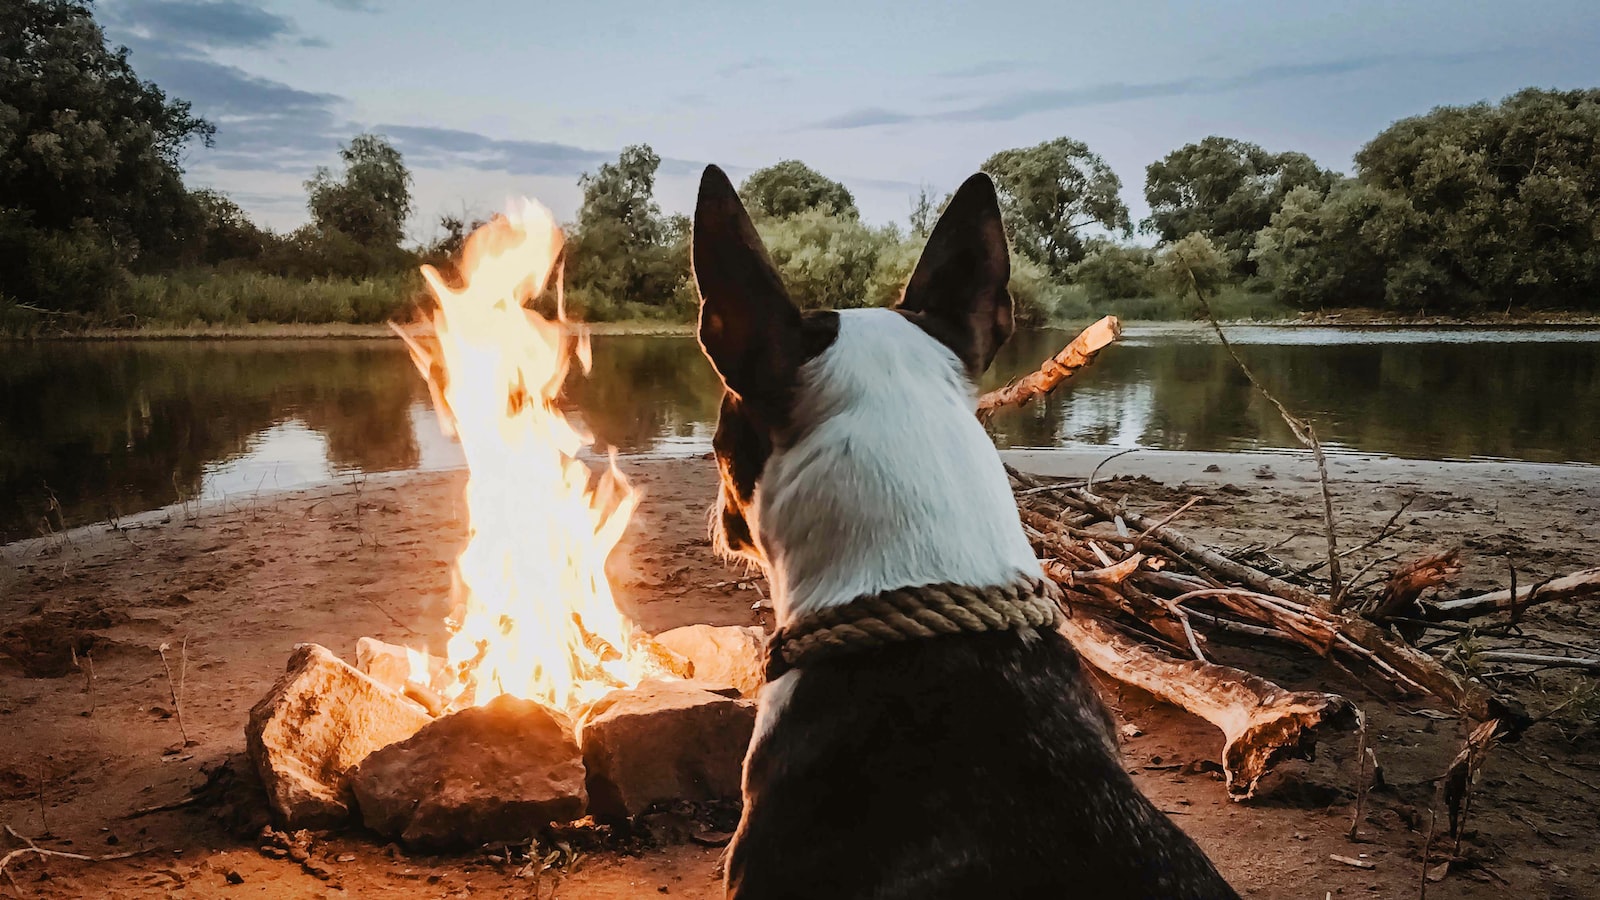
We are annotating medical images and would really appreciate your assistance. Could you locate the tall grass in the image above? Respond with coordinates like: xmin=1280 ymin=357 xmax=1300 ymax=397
xmin=1050 ymin=283 xmax=1293 ymax=323
xmin=121 ymin=269 xmax=422 ymax=326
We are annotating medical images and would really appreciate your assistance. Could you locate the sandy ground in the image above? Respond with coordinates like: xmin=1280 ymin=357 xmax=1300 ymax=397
xmin=2 ymin=450 xmax=1598 ymax=898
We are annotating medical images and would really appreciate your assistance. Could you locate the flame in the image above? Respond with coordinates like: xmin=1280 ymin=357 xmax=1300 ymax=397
xmin=396 ymin=199 xmax=645 ymax=711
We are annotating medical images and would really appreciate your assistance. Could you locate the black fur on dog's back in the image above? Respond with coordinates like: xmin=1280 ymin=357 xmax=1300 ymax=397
xmin=726 ymin=628 xmax=1240 ymax=900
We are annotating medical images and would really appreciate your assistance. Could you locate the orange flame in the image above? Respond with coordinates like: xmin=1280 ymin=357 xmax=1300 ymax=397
xmin=396 ymin=199 xmax=644 ymax=711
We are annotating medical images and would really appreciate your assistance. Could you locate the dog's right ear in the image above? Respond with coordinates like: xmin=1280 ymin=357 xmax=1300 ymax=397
xmin=693 ymin=165 xmax=806 ymax=421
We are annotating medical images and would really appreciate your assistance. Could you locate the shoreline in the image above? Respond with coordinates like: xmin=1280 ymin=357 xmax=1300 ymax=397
xmin=8 ymin=447 xmax=1594 ymax=557
xmin=7 ymin=312 xmax=1599 ymax=341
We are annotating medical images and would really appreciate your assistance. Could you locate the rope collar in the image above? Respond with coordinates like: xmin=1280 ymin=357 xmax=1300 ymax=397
xmin=763 ymin=576 xmax=1063 ymax=682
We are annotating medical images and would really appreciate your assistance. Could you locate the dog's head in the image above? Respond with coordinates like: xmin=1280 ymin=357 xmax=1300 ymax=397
xmin=692 ymin=164 xmax=1016 ymax=584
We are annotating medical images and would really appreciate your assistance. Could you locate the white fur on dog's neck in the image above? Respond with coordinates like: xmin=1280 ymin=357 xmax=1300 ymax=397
xmin=752 ymin=308 xmax=1040 ymax=626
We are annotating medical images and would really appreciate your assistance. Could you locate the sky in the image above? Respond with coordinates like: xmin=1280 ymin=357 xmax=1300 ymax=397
xmin=100 ymin=0 xmax=1600 ymax=243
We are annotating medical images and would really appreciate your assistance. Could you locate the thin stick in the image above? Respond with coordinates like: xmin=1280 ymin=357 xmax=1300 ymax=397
xmin=1348 ymin=709 xmax=1370 ymax=840
xmin=1133 ymin=496 xmax=1204 ymax=551
xmin=1294 ymin=498 xmax=1413 ymax=578
xmin=1181 ymin=267 xmax=1343 ymax=607
xmin=1088 ymin=449 xmax=1141 ymax=492
xmin=35 ymin=761 xmax=47 ymax=837
xmin=1507 ymin=557 xmax=1521 ymax=627
xmin=365 ymin=597 xmax=420 ymax=636
xmin=157 ymin=641 xmax=191 ymax=746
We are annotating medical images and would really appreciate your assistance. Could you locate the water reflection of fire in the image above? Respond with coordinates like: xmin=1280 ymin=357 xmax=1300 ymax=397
xmin=393 ymin=200 xmax=652 ymax=713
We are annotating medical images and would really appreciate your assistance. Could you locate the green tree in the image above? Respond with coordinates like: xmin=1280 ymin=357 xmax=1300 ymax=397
xmin=739 ymin=160 xmax=858 ymax=220
xmin=1143 ymin=137 xmax=1337 ymax=275
xmin=189 ymin=189 xmax=269 ymax=265
xmin=1354 ymin=88 xmax=1600 ymax=309
xmin=755 ymin=210 xmax=893 ymax=309
xmin=1159 ymin=232 xmax=1231 ymax=301
xmin=306 ymin=133 xmax=413 ymax=248
xmin=1251 ymin=181 xmax=1414 ymax=310
xmin=981 ymin=137 xmax=1131 ymax=278
xmin=907 ymin=185 xmax=939 ymax=238
xmin=565 ymin=144 xmax=689 ymax=316
xmin=0 ymin=0 xmax=214 ymax=307
xmin=1069 ymin=240 xmax=1157 ymax=302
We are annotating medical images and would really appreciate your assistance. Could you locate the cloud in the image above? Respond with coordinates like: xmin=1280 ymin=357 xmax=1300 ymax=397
xmin=715 ymin=57 xmax=780 ymax=78
xmin=937 ymin=60 xmax=1032 ymax=79
xmin=812 ymin=107 xmax=919 ymax=129
xmin=380 ymin=125 xmax=715 ymax=181
xmin=105 ymin=0 xmax=301 ymax=49
xmin=815 ymin=53 xmax=1481 ymax=129
xmin=377 ymin=125 xmax=613 ymax=176
xmin=319 ymin=0 xmax=378 ymax=10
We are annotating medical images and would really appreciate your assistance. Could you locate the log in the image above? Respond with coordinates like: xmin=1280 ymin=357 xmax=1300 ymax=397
xmin=977 ymin=316 xmax=1122 ymax=421
xmin=1426 ymin=566 xmax=1600 ymax=621
xmin=1058 ymin=610 xmax=1358 ymax=800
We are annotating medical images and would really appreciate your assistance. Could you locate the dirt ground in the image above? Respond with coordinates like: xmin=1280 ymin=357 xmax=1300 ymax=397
xmin=2 ymin=450 xmax=1597 ymax=899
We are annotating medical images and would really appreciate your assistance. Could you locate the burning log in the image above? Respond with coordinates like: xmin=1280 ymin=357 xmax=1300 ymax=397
xmin=1059 ymin=611 xmax=1357 ymax=800
xmin=976 ymin=315 xmax=1122 ymax=422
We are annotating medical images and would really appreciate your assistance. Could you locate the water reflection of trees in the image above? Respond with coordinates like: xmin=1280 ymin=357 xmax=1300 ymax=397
xmin=984 ymin=334 xmax=1600 ymax=463
xmin=566 ymin=336 xmax=723 ymax=452
xmin=0 ymin=342 xmax=424 ymax=541
xmin=4 ymin=332 xmax=1595 ymax=542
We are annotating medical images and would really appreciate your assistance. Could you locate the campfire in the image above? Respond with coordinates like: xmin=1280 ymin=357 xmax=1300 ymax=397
xmin=391 ymin=199 xmax=651 ymax=713
xmin=245 ymin=203 xmax=761 ymax=848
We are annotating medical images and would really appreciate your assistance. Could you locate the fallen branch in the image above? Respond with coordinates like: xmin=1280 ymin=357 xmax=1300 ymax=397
xmin=1427 ymin=567 xmax=1600 ymax=621
xmin=976 ymin=316 xmax=1122 ymax=421
xmin=1059 ymin=610 xmax=1357 ymax=799
xmin=1473 ymin=651 xmax=1600 ymax=672
xmin=1 ymin=825 xmax=154 ymax=882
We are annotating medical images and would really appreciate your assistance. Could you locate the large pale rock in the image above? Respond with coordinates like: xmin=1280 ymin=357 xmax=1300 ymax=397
xmin=654 ymin=624 xmax=766 ymax=698
xmin=349 ymin=694 xmax=587 ymax=848
xmin=246 ymin=643 xmax=432 ymax=829
xmin=578 ymin=680 xmax=755 ymax=820
xmin=354 ymin=637 xmax=413 ymax=693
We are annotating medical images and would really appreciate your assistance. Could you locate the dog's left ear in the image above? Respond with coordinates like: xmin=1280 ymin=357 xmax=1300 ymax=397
xmin=693 ymin=165 xmax=808 ymax=422
xmin=897 ymin=172 xmax=1013 ymax=377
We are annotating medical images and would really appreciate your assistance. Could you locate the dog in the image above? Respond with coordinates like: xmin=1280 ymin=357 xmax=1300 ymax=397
xmin=691 ymin=164 xmax=1239 ymax=899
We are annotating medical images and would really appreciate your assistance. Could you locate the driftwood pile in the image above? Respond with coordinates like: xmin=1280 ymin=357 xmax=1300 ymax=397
xmin=979 ymin=316 xmax=1600 ymax=801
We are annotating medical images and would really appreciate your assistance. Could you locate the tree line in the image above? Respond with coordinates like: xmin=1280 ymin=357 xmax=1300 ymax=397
xmin=5 ymin=0 xmax=1599 ymax=331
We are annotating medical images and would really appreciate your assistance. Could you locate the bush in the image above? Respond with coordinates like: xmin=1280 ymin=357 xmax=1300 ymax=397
xmin=0 ymin=211 xmax=130 ymax=313
xmin=1069 ymin=241 xmax=1157 ymax=302
xmin=756 ymin=209 xmax=895 ymax=309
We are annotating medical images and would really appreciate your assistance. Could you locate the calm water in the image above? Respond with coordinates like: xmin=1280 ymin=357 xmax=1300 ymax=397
xmin=3 ymin=326 xmax=1597 ymax=542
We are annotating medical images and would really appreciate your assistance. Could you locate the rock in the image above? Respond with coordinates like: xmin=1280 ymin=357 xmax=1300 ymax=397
xmin=354 ymin=637 xmax=442 ymax=694
xmin=654 ymin=625 xmax=766 ymax=698
xmin=348 ymin=694 xmax=587 ymax=848
xmin=245 ymin=643 xmax=432 ymax=829
xmin=578 ymin=680 xmax=755 ymax=819
xmin=353 ymin=637 xmax=411 ymax=693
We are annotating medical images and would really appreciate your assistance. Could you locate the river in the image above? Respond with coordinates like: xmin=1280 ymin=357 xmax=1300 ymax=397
xmin=2 ymin=325 xmax=1595 ymax=542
